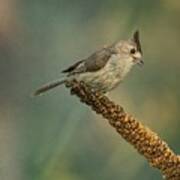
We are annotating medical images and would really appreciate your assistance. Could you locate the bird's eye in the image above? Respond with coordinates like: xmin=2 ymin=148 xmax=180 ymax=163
xmin=130 ymin=48 xmax=136 ymax=54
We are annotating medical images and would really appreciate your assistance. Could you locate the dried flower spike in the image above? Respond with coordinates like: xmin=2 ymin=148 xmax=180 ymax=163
xmin=65 ymin=80 xmax=180 ymax=180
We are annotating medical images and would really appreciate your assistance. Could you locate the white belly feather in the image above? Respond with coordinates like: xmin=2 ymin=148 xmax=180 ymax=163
xmin=73 ymin=54 xmax=134 ymax=93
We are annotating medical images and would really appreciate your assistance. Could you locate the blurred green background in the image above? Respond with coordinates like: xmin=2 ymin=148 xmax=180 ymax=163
xmin=0 ymin=0 xmax=180 ymax=180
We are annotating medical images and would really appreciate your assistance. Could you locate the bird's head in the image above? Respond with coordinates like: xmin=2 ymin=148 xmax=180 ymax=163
xmin=114 ymin=30 xmax=143 ymax=66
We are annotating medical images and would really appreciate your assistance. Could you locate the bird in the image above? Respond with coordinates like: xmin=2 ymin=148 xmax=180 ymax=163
xmin=34 ymin=30 xmax=143 ymax=96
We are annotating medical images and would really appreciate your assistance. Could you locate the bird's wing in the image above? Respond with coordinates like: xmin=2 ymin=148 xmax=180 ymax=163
xmin=62 ymin=60 xmax=85 ymax=73
xmin=62 ymin=47 xmax=113 ymax=76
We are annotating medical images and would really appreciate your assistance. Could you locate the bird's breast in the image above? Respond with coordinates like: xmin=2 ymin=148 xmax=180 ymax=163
xmin=75 ymin=55 xmax=132 ymax=92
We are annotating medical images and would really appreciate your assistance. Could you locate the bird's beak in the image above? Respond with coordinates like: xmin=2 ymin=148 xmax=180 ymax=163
xmin=137 ymin=59 xmax=144 ymax=67
xmin=132 ymin=52 xmax=144 ymax=66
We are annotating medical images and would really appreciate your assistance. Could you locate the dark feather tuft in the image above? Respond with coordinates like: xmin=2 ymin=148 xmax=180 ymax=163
xmin=133 ymin=30 xmax=142 ymax=54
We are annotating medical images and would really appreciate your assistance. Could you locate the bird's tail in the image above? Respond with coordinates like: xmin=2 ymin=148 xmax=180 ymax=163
xmin=33 ymin=78 xmax=66 ymax=96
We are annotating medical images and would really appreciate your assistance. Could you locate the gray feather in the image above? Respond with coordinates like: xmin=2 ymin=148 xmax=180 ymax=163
xmin=62 ymin=47 xmax=114 ymax=76
xmin=33 ymin=79 xmax=65 ymax=96
xmin=85 ymin=47 xmax=113 ymax=72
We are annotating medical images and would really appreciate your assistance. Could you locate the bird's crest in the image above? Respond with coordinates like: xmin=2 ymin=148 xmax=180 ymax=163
xmin=133 ymin=30 xmax=142 ymax=54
